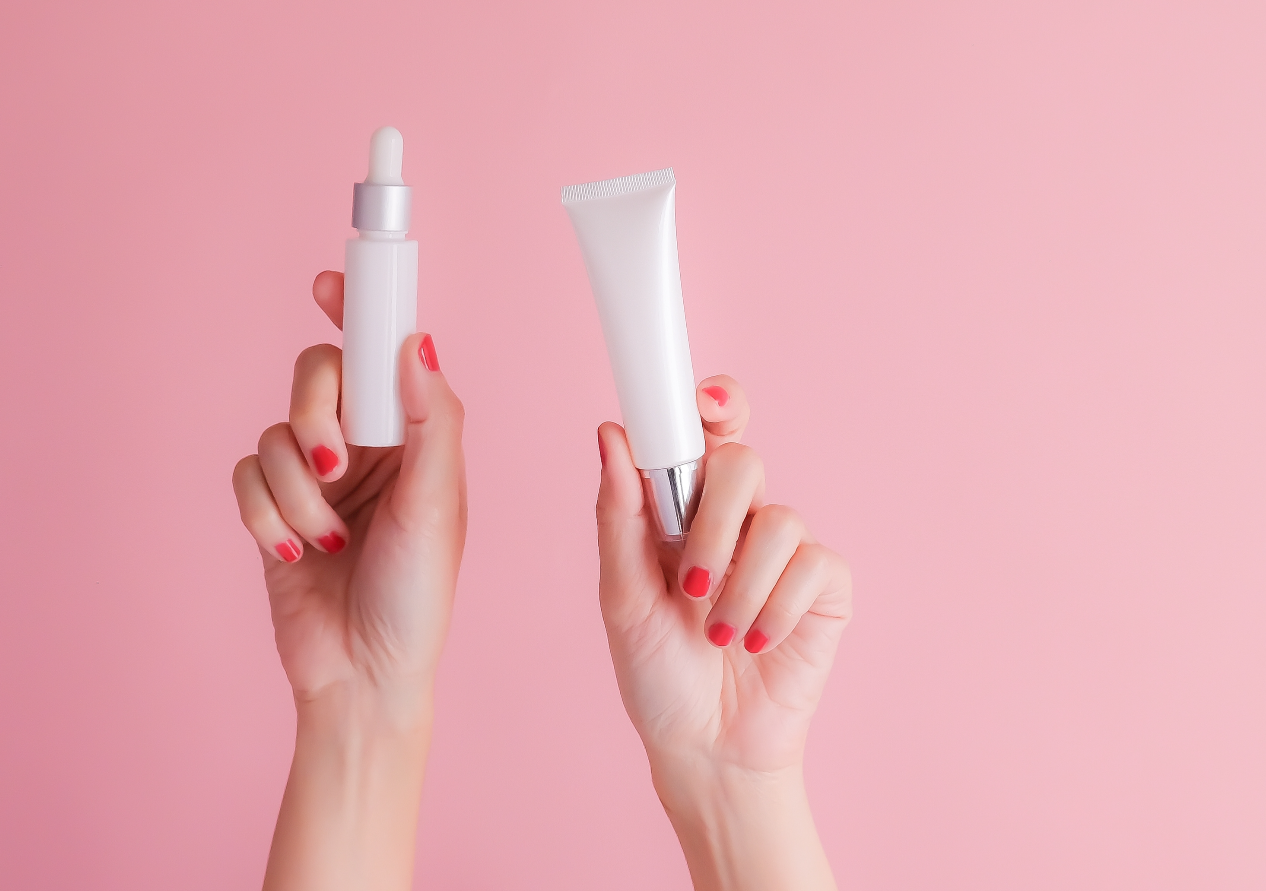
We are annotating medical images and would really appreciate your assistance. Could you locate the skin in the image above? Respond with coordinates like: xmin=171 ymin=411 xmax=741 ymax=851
xmin=597 ymin=381 xmax=852 ymax=891
xmin=233 ymin=271 xmax=465 ymax=891
xmin=233 ymin=271 xmax=851 ymax=890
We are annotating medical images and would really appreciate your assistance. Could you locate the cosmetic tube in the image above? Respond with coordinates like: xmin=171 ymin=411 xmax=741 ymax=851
xmin=341 ymin=126 xmax=418 ymax=447
xmin=562 ymin=168 xmax=705 ymax=541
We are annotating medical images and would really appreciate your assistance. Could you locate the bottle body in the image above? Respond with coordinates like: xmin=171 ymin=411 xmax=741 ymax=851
xmin=341 ymin=233 xmax=418 ymax=447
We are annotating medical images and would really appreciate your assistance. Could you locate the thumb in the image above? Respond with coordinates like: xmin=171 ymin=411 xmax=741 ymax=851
xmin=392 ymin=333 xmax=467 ymax=547
xmin=596 ymin=422 xmax=667 ymax=629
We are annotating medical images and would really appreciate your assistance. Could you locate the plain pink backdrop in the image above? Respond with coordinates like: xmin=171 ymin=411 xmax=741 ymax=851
xmin=1 ymin=1 xmax=1264 ymax=888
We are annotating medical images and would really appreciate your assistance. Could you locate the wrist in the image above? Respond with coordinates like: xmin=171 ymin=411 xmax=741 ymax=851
xmin=649 ymin=756 xmax=835 ymax=891
xmin=290 ymin=679 xmax=433 ymax=826
xmin=263 ymin=682 xmax=433 ymax=891
xmin=292 ymin=687 xmax=432 ymax=802
xmin=294 ymin=675 xmax=435 ymax=746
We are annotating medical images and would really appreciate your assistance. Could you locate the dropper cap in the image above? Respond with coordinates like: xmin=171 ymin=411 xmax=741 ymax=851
xmin=351 ymin=126 xmax=412 ymax=232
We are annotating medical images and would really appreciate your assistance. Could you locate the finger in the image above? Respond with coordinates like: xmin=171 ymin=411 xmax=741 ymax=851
xmin=390 ymin=333 xmax=466 ymax=548
xmin=289 ymin=344 xmax=346 ymax=482
xmin=702 ymin=504 xmax=807 ymax=648
xmin=697 ymin=375 xmax=750 ymax=455
xmin=312 ymin=270 xmax=344 ymax=330
xmin=595 ymin=421 xmax=663 ymax=629
xmin=742 ymin=543 xmax=852 ymax=654
xmin=676 ymin=442 xmax=766 ymax=602
xmin=257 ymin=423 xmax=351 ymax=553
xmin=232 ymin=455 xmax=305 ymax=563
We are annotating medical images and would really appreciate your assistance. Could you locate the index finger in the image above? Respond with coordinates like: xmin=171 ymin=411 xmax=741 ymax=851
xmin=697 ymin=375 xmax=750 ymax=456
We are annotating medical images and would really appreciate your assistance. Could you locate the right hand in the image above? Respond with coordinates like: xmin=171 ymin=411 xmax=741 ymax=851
xmin=596 ymin=376 xmax=851 ymax=776
xmin=595 ymin=377 xmax=851 ymax=890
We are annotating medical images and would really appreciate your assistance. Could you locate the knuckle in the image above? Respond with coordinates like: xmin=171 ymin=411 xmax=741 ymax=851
xmin=288 ymin=412 xmax=315 ymax=434
xmin=762 ymin=598 xmax=799 ymax=628
xmin=710 ymin=441 xmax=763 ymax=481
xmin=444 ymin=393 xmax=466 ymax=427
xmin=808 ymin=544 xmax=853 ymax=622
xmin=427 ymin=399 xmax=464 ymax=437
xmin=231 ymin=454 xmax=260 ymax=488
xmin=257 ymin=422 xmax=294 ymax=455
xmin=817 ymin=545 xmax=852 ymax=590
xmin=838 ymin=557 xmax=853 ymax=593
xmin=281 ymin=497 xmax=327 ymax=532
xmin=797 ymin=542 xmax=835 ymax=580
xmin=238 ymin=502 xmax=272 ymax=533
xmin=754 ymin=503 xmax=803 ymax=540
xmin=293 ymin=343 xmax=339 ymax=376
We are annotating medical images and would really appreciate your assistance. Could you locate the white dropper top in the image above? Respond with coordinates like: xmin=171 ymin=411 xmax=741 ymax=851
xmin=366 ymin=126 xmax=405 ymax=185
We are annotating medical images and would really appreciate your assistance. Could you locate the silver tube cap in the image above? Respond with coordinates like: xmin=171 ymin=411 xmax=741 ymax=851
xmin=641 ymin=460 xmax=703 ymax=543
xmin=352 ymin=182 xmax=412 ymax=232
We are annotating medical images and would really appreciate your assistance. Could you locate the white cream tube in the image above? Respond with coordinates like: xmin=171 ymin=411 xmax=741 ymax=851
xmin=562 ymin=168 xmax=705 ymax=540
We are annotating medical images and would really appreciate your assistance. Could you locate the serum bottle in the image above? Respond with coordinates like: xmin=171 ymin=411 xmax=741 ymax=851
xmin=341 ymin=126 xmax=418 ymax=447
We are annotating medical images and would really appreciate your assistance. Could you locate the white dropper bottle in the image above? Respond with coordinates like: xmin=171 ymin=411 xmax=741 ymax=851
xmin=341 ymin=126 xmax=418 ymax=447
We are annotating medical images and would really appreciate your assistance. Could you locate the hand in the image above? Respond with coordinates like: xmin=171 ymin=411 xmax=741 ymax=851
xmin=596 ymin=376 xmax=851 ymax=891
xmin=232 ymin=271 xmax=465 ymax=891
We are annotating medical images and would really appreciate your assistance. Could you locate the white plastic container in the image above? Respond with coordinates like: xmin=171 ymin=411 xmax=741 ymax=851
xmin=341 ymin=126 xmax=418 ymax=447
xmin=562 ymin=168 xmax=705 ymax=540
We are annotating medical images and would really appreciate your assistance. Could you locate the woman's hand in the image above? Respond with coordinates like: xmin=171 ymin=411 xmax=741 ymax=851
xmin=596 ymin=376 xmax=851 ymax=891
xmin=233 ymin=271 xmax=465 ymax=891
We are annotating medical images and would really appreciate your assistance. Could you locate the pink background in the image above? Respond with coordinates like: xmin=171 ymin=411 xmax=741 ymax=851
xmin=2 ymin=1 xmax=1264 ymax=888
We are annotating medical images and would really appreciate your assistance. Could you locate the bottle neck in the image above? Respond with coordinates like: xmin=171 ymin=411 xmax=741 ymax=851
xmin=356 ymin=229 xmax=407 ymax=241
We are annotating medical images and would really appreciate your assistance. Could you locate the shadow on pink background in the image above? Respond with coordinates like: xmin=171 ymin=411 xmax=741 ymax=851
xmin=1 ymin=1 xmax=1263 ymax=888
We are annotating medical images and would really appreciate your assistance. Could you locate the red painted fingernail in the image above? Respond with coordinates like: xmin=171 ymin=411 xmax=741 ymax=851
xmin=707 ymin=622 xmax=736 ymax=647
xmin=682 ymin=566 xmax=711 ymax=598
xmin=275 ymin=540 xmax=301 ymax=563
xmin=317 ymin=532 xmax=346 ymax=554
xmin=598 ymin=431 xmax=607 ymax=468
xmin=702 ymin=385 xmax=729 ymax=407
xmin=419 ymin=334 xmax=440 ymax=372
xmin=311 ymin=445 xmax=338 ymax=476
xmin=744 ymin=629 xmax=769 ymax=654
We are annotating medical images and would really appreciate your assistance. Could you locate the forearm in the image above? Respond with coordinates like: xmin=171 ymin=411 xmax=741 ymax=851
xmin=652 ymin=758 xmax=836 ymax=891
xmin=263 ymin=687 xmax=432 ymax=891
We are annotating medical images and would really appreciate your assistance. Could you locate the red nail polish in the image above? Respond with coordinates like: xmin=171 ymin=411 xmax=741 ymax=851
xmin=311 ymin=445 xmax=338 ymax=476
xmin=419 ymin=334 xmax=440 ymax=372
xmin=598 ymin=431 xmax=607 ymax=468
xmin=317 ymin=532 xmax=346 ymax=554
xmin=275 ymin=540 xmax=301 ymax=563
xmin=682 ymin=566 xmax=711 ymax=598
xmin=707 ymin=622 xmax=736 ymax=647
xmin=702 ymin=385 xmax=729 ymax=407
xmin=744 ymin=629 xmax=769 ymax=654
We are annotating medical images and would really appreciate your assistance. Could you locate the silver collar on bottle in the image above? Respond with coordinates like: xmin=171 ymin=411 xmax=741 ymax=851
xmin=640 ymin=460 xmax=702 ymax=543
xmin=352 ymin=182 xmax=412 ymax=232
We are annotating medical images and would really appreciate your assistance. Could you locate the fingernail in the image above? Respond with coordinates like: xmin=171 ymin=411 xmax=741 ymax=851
xmin=275 ymin=540 xmax=301 ymax=563
xmin=317 ymin=532 xmax=346 ymax=554
xmin=702 ymin=385 xmax=729 ymax=407
xmin=311 ymin=445 xmax=338 ymax=477
xmin=744 ymin=629 xmax=769 ymax=654
xmin=682 ymin=566 xmax=711 ymax=598
xmin=707 ymin=622 xmax=736 ymax=647
xmin=419 ymin=334 xmax=440 ymax=372
xmin=598 ymin=431 xmax=607 ymax=468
